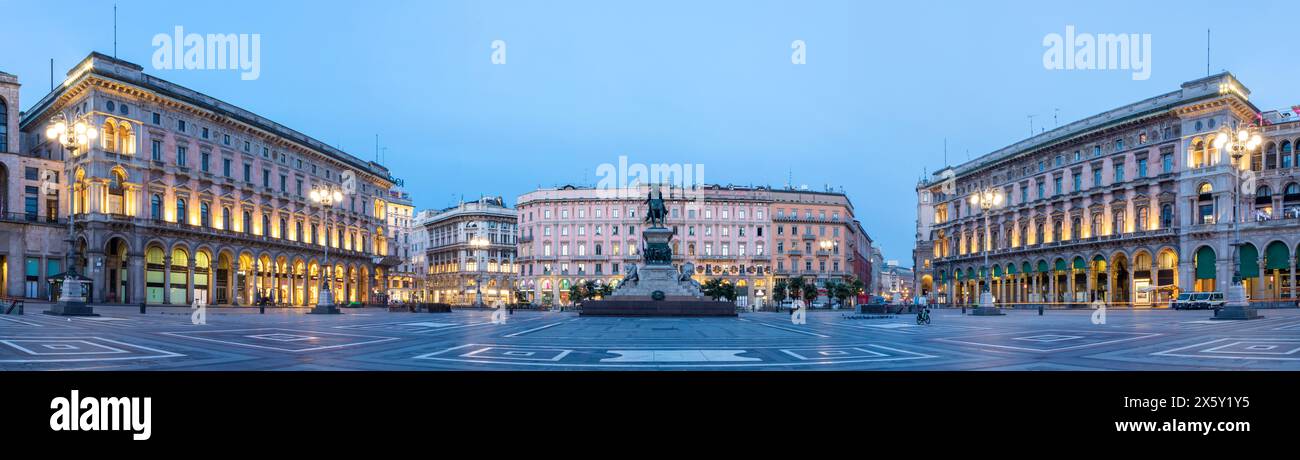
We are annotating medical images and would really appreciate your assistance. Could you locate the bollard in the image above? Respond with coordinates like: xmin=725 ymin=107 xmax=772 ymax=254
xmin=961 ymin=306 xmax=967 ymax=315
xmin=17 ymin=303 xmax=23 ymax=315
xmin=1038 ymin=304 xmax=1044 ymax=316
xmin=260 ymin=303 xmax=265 ymax=314
xmin=140 ymin=301 xmax=147 ymax=314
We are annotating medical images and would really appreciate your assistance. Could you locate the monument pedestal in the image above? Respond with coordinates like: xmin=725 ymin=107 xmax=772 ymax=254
xmin=1213 ymin=283 xmax=1259 ymax=320
xmin=971 ymin=291 xmax=1003 ymax=316
xmin=580 ymin=224 xmax=735 ymax=317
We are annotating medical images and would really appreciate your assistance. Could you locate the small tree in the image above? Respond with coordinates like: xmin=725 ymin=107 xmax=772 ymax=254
xmin=597 ymin=283 xmax=613 ymax=299
xmin=568 ymin=284 xmax=585 ymax=304
xmin=702 ymin=278 xmax=726 ymax=301
xmin=772 ymin=279 xmax=788 ymax=304
xmin=721 ymin=282 xmax=737 ymax=303
xmin=802 ymin=281 xmax=820 ymax=304
xmin=787 ymin=277 xmax=806 ymax=302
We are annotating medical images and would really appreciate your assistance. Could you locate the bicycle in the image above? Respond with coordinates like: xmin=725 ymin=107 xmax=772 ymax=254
xmin=916 ymin=307 xmax=931 ymax=325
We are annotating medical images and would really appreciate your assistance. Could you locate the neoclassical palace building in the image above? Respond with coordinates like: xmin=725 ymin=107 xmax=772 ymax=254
xmin=13 ymin=53 xmax=401 ymax=306
xmin=914 ymin=73 xmax=1300 ymax=308
xmin=422 ymin=196 xmax=517 ymax=305
xmin=515 ymin=184 xmax=867 ymax=307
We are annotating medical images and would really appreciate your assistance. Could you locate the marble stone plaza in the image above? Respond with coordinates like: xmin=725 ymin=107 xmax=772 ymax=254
xmin=2 ymin=305 xmax=1299 ymax=370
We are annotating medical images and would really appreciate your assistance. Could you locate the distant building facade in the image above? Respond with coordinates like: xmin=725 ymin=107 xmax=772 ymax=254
xmin=915 ymin=73 xmax=1300 ymax=307
xmin=422 ymin=196 xmax=517 ymax=305
xmin=514 ymin=184 xmax=865 ymax=307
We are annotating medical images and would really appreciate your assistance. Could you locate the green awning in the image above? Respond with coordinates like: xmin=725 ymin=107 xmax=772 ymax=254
xmin=1195 ymin=246 xmax=1217 ymax=280
xmin=1240 ymin=244 xmax=1259 ymax=278
xmin=1036 ymin=260 xmax=1049 ymax=272
xmin=955 ymin=270 xmax=962 ymax=281
xmin=1055 ymin=259 xmax=1068 ymax=271
xmin=1073 ymin=257 xmax=1086 ymax=270
xmin=1265 ymin=242 xmax=1291 ymax=271
xmin=938 ymin=270 xmax=947 ymax=283
xmin=1092 ymin=254 xmax=1105 ymax=263
xmin=966 ymin=268 xmax=975 ymax=279
xmin=1022 ymin=262 xmax=1032 ymax=274
xmin=992 ymin=265 xmax=1003 ymax=277
xmin=1007 ymin=263 xmax=1018 ymax=275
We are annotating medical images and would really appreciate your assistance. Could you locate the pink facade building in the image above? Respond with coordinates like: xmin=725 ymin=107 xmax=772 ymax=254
xmin=515 ymin=184 xmax=866 ymax=307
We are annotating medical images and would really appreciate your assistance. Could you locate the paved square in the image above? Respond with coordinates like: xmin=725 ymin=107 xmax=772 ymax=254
xmin=0 ymin=336 xmax=183 ymax=363
xmin=2 ymin=306 xmax=1299 ymax=370
xmin=937 ymin=329 xmax=1160 ymax=352
xmin=161 ymin=328 xmax=398 ymax=352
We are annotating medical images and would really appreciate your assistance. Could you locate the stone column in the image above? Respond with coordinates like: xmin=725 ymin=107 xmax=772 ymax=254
xmin=130 ymin=254 xmax=145 ymax=304
xmin=163 ymin=254 xmax=172 ymax=304
xmin=186 ymin=255 xmax=195 ymax=305
xmin=88 ymin=250 xmax=107 ymax=304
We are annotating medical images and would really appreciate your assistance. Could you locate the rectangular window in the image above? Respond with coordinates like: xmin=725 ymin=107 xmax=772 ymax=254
xmin=176 ymin=146 xmax=188 ymax=167
xmin=152 ymin=112 xmax=161 ymax=125
xmin=263 ymin=169 xmax=270 ymax=187
xmin=201 ymin=152 xmax=210 ymax=172
xmin=151 ymin=140 xmax=162 ymax=161
xmin=1161 ymin=153 xmax=1173 ymax=173
xmin=177 ymin=120 xmax=186 ymax=132
xmin=223 ymin=158 xmax=232 ymax=177
xmin=243 ymin=164 xmax=252 ymax=182
xmin=1137 ymin=159 xmax=1148 ymax=178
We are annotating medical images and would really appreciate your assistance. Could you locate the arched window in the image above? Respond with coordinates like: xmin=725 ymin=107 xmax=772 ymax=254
xmin=595 ymin=243 xmax=602 ymax=255
xmin=1198 ymin=182 xmax=1213 ymax=194
xmin=1266 ymin=142 xmax=1278 ymax=169
xmin=1258 ymin=185 xmax=1272 ymax=198
xmin=262 ymin=215 xmax=270 ymax=236
xmin=108 ymin=169 xmax=126 ymax=215
xmin=150 ymin=194 xmax=162 ymax=220
xmin=1160 ymin=203 xmax=1174 ymax=229
xmin=1136 ymin=207 xmax=1149 ymax=231
xmin=0 ymin=97 xmax=8 ymax=152
xmin=1286 ymin=183 xmax=1299 ymax=196
xmin=222 ymin=208 xmax=231 ymax=230
xmin=176 ymin=198 xmax=187 ymax=224
xmin=101 ymin=120 xmax=118 ymax=152
xmin=243 ymin=211 xmax=251 ymax=234
xmin=279 ymin=218 xmax=287 ymax=239
xmin=295 ymin=221 xmax=303 ymax=241
xmin=200 ymin=202 xmax=211 ymax=227
xmin=1283 ymin=141 xmax=1295 ymax=169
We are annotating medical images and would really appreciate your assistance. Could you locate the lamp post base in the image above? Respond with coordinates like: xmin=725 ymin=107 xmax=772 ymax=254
xmin=44 ymin=278 xmax=97 ymax=316
xmin=309 ymin=289 xmax=341 ymax=315
xmin=44 ymin=302 xmax=98 ymax=317
xmin=1213 ymin=283 xmax=1260 ymax=320
xmin=971 ymin=291 xmax=1003 ymax=316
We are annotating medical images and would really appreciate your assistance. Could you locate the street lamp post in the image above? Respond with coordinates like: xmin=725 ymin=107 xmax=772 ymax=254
xmin=309 ymin=184 xmax=346 ymax=314
xmin=44 ymin=114 xmax=98 ymax=316
xmin=1213 ymin=123 xmax=1263 ymax=320
xmin=968 ymin=187 xmax=1004 ymax=316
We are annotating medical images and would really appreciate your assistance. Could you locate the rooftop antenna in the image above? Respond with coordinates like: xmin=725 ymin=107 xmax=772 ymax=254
xmin=49 ymin=58 xmax=53 ymax=92
xmin=113 ymin=4 xmax=118 ymax=58
xmin=1027 ymin=114 xmax=1036 ymax=136
xmin=941 ymin=138 xmax=951 ymax=167
xmin=374 ymin=134 xmax=379 ymax=162
xmin=1054 ymin=108 xmax=1059 ymax=128
xmin=1206 ymin=29 xmax=1211 ymax=76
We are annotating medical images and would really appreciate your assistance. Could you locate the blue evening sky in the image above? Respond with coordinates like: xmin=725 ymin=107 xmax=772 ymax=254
xmin=3 ymin=0 xmax=1298 ymax=263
